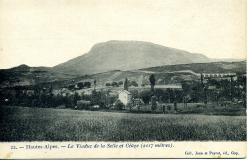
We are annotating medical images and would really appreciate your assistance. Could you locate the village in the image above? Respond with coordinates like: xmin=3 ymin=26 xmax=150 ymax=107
xmin=0 ymin=71 xmax=246 ymax=115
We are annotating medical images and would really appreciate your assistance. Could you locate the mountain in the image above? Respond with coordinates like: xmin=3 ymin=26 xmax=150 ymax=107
xmin=53 ymin=40 xmax=210 ymax=75
xmin=1 ymin=40 xmax=245 ymax=88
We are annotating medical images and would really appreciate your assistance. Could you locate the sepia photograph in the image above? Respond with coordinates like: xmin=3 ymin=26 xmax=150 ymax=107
xmin=0 ymin=0 xmax=246 ymax=158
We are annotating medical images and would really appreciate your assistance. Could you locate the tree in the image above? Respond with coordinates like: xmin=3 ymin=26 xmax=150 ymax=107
xmin=64 ymin=93 xmax=74 ymax=108
xmin=84 ymin=82 xmax=91 ymax=88
xmin=149 ymin=74 xmax=156 ymax=94
xmin=183 ymin=95 xmax=190 ymax=108
xmin=68 ymin=84 xmax=75 ymax=90
xmin=230 ymin=76 xmax=234 ymax=101
xmin=203 ymin=85 xmax=208 ymax=105
xmin=77 ymin=82 xmax=84 ymax=89
xmin=130 ymin=90 xmax=139 ymax=99
xmin=173 ymin=90 xmax=178 ymax=111
xmin=118 ymin=81 xmax=123 ymax=86
xmin=151 ymin=95 xmax=157 ymax=111
xmin=167 ymin=89 xmax=173 ymax=103
xmin=112 ymin=82 xmax=119 ymax=87
xmin=181 ymin=81 xmax=192 ymax=106
xmin=200 ymin=73 xmax=204 ymax=85
xmin=105 ymin=83 xmax=111 ymax=86
xmin=124 ymin=78 xmax=128 ymax=91
xmin=93 ymin=79 xmax=97 ymax=90
xmin=182 ymin=81 xmax=192 ymax=95
xmin=129 ymin=81 xmax=138 ymax=87
xmin=91 ymin=90 xmax=100 ymax=105
xmin=139 ymin=90 xmax=151 ymax=104
xmin=73 ymin=92 xmax=81 ymax=106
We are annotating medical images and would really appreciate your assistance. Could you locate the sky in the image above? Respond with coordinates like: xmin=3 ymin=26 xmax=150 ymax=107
xmin=0 ymin=0 xmax=246 ymax=69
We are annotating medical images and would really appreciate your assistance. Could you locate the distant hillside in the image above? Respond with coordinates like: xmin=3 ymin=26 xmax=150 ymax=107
xmin=0 ymin=60 xmax=245 ymax=89
xmin=141 ymin=61 xmax=247 ymax=73
xmin=0 ymin=64 xmax=77 ymax=88
xmin=52 ymin=61 xmax=246 ymax=88
xmin=53 ymin=40 xmax=210 ymax=75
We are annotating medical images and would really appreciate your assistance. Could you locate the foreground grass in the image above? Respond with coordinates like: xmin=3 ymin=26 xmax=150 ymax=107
xmin=0 ymin=105 xmax=246 ymax=141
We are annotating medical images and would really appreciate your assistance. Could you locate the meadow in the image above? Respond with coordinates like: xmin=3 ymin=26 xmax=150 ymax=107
xmin=0 ymin=105 xmax=246 ymax=141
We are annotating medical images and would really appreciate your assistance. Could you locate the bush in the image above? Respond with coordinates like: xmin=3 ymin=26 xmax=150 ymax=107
xmin=114 ymin=99 xmax=124 ymax=110
xmin=68 ymin=85 xmax=75 ymax=90
xmin=105 ymin=83 xmax=111 ymax=86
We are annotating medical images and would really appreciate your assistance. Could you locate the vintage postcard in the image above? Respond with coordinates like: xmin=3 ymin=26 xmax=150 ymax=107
xmin=0 ymin=0 xmax=246 ymax=159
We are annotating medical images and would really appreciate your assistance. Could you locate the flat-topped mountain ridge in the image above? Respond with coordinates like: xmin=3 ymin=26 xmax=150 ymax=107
xmin=53 ymin=40 xmax=210 ymax=75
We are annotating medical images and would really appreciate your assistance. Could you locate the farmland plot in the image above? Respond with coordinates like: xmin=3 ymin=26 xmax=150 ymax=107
xmin=0 ymin=105 xmax=246 ymax=141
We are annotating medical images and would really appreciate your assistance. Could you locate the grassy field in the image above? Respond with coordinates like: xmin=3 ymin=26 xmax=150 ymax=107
xmin=0 ymin=105 xmax=246 ymax=141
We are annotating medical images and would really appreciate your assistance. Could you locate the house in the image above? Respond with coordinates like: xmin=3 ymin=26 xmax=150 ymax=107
xmin=142 ymin=84 xmax=182 ymax=90
xmin=202 ymin=73 xmax=236 ymax=78
xmin=154 ymin=84 xmax=182 ymax=89
xmin=118 ymin=90 xmax=132 ymax=105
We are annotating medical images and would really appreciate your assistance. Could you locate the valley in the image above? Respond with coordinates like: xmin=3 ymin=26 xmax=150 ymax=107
xmin=0 ymin=40 xmax=246 ymax=141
